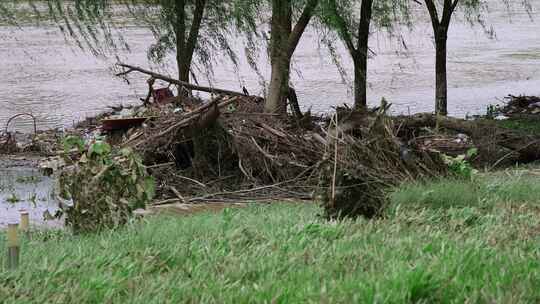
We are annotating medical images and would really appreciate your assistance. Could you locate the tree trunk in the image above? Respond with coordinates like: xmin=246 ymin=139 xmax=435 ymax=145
xmin=288 ymin=87 xmax=303 ymax=119
xmin=353 ymin=59 xmax=367 ymax=109
xmin=425 ymin=0 xmax=456 ymax=116
xmin=266 ymin=0 xmax=292 ymax=114
xmin=353 ymin=0 xmax=372 ymax=110
xmin=175 ymin=0 xmax=189 ymax=83
xmin=177 ymin=60 xmax=190 ymax=83
xmin=267 ymin=55 xmax=291 ymax=113
xmin=266 ymin=0 xmax=318 ymax=114
xmin=435 ymin=30 xmax=448 ymax=116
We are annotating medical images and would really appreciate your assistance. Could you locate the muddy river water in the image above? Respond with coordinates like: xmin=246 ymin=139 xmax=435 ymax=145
xmin=0 ymin=158 xmax=62 ymax=228
xmin=1 ymin=2 xmax=540 ymax=132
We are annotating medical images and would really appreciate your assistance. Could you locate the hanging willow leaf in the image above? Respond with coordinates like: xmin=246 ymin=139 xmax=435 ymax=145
xmin=2 ymin=0 xmax=242 ymax=83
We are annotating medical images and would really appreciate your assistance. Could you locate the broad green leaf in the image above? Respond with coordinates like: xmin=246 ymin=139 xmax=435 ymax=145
xmin=466 ymin=148 xmax=478 ymax=158
xmin=63 ymin=136 xmax=84 ymax=152
xmin=89 ymin=141 xmax=111 ymax=157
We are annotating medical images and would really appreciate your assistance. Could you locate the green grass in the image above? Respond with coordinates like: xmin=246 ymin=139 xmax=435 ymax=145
xmin=495 ymin=118 xmax=540 ymax=135
xmin=1 ymin=173 xmax=539 ymax=303
xmin=390 ymin=171 xmax=540 ymax=210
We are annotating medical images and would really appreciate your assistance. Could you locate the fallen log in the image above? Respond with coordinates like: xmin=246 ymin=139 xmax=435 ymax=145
xmin=124 ymin=95 xmax=240 ymax=154
xmin=116 ymin=63 xmax=259 ymax=99
xmin=398 ymin=114 xmax=540 ymax=163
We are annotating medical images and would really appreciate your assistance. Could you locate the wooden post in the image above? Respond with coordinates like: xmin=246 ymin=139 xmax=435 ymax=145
xmin=6 ymin=223 xmax=20 ymax=270
xmin=20 ymin=212 xmax=29 ymax=232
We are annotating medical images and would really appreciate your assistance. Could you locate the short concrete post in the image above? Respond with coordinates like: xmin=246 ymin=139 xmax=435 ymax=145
xmin=6 ymin=223 xmax=20 ymax=270
xmin=20 ymin=212 xmax=29 ymax=232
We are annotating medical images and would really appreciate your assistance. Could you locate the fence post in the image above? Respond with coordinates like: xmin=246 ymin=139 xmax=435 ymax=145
xmin=20 ymin=212 xmax=29 ymax=232
xmin=6 ymin=223 xmax=20 ymax=270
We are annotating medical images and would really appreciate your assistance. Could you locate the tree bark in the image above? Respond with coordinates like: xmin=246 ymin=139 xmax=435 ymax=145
xmin=435 ymin=31 xmax=448 ymax=116
xmin=353 ymin=0 xmax=373 ymax=110
xmin=425 ymin=0 xmax=458 ymax=116
xmin=175 ymin=0 xmax=188 ymax=82
xmin=352 ymin=58 xmax=366 ymax=109
xmin=266 ymin=0 xmax=292 ymax=114
xmin=288 ymin=87 xmax=303 ymax=119
xmin=267 ymin=55 xmax=292 ymax=114
xmin=266 ymin=0 xmax=319 ymax=114
xmin=175 ymin=0 xmax=206 ymax=83
xmin=328 ymin=0 xmax=373 ymax=110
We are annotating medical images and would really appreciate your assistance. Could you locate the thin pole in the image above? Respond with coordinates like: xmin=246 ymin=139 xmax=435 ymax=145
xmin=20 ymin=212 xmax=29 ymax=232
xmin=6 ymin=223 xmax=20 ymax=270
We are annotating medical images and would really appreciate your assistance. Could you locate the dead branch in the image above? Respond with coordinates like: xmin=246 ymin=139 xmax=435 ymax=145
xmin=129 ymin=96 xmax=239 ymax=147
xmin=169 ymin=186 xmax=186 ymax=203
xmin=172 ymin=175 xmax=207 ymax=188
xmin=116 ymin=63 xmax=260 ymax=99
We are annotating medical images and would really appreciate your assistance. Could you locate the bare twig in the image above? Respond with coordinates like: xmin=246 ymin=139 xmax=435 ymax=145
xmin=331 ymin=113 xmax=339 ymax=207
xmin=187 ymin=179 xmax=305 ymax=203
xmin=150 ymin=198 xmax=182 ymax=206
xmin=173 ymin=174 xmax=207 ymax=188
xmin=169 ymin=186 xmax=186 ymax=203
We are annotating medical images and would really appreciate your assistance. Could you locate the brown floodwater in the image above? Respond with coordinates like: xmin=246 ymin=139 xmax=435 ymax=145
xmin=0 ymin=2 xmax=539 ymax=133
xmin=0 ymin=157 xmax=62 ymax=228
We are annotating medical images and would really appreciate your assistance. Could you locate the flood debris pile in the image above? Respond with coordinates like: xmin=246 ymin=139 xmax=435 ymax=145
xmin=49 ymin=65 xmax=540 ymax=222
xmin=1 ymin=123 xmax=97 ymax=157
xmin=315 ymin=108 xmax=446 ymax=219
xmin=1 ymin=132 xmax=51 ymax=155
xmin=0 ymin=133 xmax=17 ymax=154
xmin=411 ymin=133 xmax=474 ymax=158
xmin=94 ymin=91 xmax=540 ymax=220
xmin=58 ymin=138 xmax=154 ymax=233
xmin=399 ymin=113 xmax=540 ymax=168
xmin=497 ymin=95 xmax=540 ymax=117
xmin=122 ymin=94 xmax=323 ymax=203
xmin=114 ymin=91 xmax=447 ymax=219
xmin=9 ymin=64 xmax=540 ymax=228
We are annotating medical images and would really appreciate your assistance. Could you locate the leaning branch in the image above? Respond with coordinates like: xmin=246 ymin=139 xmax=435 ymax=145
xmin=115 ymin=63 xmax=256 ymax=98
xmin=424 ymin=0 xmax=440 ymax=27
xmin=288 ymin=0 xmax=319 ymax=58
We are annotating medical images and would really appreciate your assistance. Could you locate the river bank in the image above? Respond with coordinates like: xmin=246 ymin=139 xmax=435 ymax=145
xmin=1 ymin=179 xmax=539 ymax=302
xmin=2 ymin=85 xmax=540 ymax=230
xmin=2 ymin=97 xmax=538 ymax=296
xmin=2 ymin=1 xmax=540 ymax=131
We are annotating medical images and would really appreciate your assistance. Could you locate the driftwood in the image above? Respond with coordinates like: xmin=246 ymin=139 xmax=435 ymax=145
xmin=126 ymin=96 xmax=239 ymax=148
xmin=399 ymin=114 xmax=540 ymax=163
xmin=116 ymin=63 xmax=260 ymax=99
xmin=156 ymin=96 xmax=234 ymax=136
